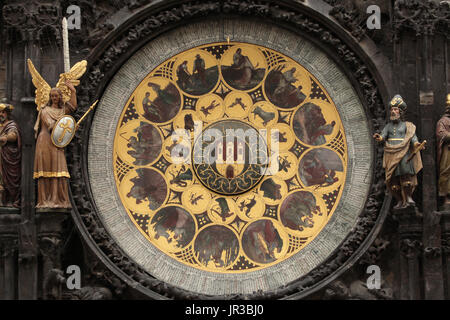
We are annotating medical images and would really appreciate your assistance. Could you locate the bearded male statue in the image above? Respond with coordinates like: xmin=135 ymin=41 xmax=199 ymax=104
xmin=373 ymin=95 xmax=425 ymax=209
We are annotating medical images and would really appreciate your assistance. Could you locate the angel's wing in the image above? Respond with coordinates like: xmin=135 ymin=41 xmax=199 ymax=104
xmin=27 ymin=59 xmax=51 ymax=111
xmin=56 ymin=60 xmax=87 ymax=103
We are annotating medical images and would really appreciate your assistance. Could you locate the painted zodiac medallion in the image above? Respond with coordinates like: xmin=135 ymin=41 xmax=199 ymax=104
xmin=113 ymin=42 xmax=348 ymax=273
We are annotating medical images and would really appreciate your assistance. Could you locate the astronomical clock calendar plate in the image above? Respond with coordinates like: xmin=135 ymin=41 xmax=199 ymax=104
xmin=7 ymin=0 xmax=448 ymax=302
xmin=113 ymin=42 xmax=347 ymax=273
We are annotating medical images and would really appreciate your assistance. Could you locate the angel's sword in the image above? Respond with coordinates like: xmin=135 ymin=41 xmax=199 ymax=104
xmin=62 ymin=17 xmax=70 ymax=73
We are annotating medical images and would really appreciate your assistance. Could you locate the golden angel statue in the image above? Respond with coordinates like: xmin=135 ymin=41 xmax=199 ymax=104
xmin=28 ymin=59 xmax=87 ymax=209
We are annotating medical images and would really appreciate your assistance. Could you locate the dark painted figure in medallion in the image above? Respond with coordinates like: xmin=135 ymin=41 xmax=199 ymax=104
xmin=184 ymin=114 xmax=195 ymax=132
xmin=176 ymin=54 xmax=219 ymax=96
xmin=169 ymin=165 xmax=193 ymax=188
xmin=221 ymin=48 xmax=265 ymax=91
xmin=142 ymin=81 xmax=180 ymax=123
xmin=151 ymin=206 xmax=195 ymax=248
xmin=293 ymin=103 xmax=335 ymax=146
xmin=126 ymin=122 xmax=162 ymax=166
xmin=127 ymin=168 xmax=167 ymax=210
xmin=194 ymin=225 xmax=240 ymax=268
xmin=260 ymin=178 xmax=282 ymax=201
xmin=239 ymin=196 xmax=257 ymax=218
xmin=242 ymin=219 xmax=283 ymax=264
xmin=280 ymin=191 xmax=321 ymax=232
xmin=251 ymin=106 xmax=276 ymax=126
xmin=265 ymin=66 xmax=306 ymax=109
xmin=211 ymin=198 xmax=234 ymax=222
xmin=299 ymin=148 xmax=343 ymax=188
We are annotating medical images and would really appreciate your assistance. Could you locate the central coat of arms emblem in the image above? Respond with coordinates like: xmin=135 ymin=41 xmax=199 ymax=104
xmin=192 ymin=120 xmax=269 ymax=195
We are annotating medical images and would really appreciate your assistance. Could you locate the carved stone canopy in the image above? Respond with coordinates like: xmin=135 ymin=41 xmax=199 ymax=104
xmin=2 ymin=1 xmax=62 ymax=43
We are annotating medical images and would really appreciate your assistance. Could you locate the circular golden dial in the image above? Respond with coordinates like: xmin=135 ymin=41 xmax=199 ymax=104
xmin=113 ymin=42 xmax=347 ymax=273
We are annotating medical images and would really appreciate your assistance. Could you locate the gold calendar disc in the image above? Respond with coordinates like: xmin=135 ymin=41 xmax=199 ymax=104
xmin=113 ymin=42 xmax=348 ymax=273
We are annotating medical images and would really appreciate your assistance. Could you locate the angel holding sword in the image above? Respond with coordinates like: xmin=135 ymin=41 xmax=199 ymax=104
xmin=28 ymin=59 xmax=87 ymax=209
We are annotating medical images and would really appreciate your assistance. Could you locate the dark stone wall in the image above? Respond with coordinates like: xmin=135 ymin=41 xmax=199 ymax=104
xmin=0 ymin=57 xmax=6 ymax=101
xmin=0 ymin=14 xmax=5 ymax=102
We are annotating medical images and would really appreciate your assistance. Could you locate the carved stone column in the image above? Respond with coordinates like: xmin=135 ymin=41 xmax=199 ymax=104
xmin=2 ymin=238 xmax=18 ymax=300
xmin=2 ymin=0 xmax=64 ymax=300
xmin=393 ymin=0 xmax=449 ymax=300
xmin=395 ymin=207 xmax=423 ymax=300
xmin=17 ymin=97 xmax=39 ymax=299
xmin=0 ymin=212 xmax=20 ymax=300
xmin=0 ymin=242 xmax=3 ymax=299
xmin=36 ymin=211 xmax=69 ymax=299
xmin=417 ymin=31 xmax=445 ymax=300
xmin=399 ymin=237 xmax=422 ymax=300
xmin=441 ymin=211 xmax=450 ymax=298
xmin=2 ymin=1 xmax=62 ymax=99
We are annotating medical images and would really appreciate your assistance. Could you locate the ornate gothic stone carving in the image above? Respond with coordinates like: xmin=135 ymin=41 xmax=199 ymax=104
xmin=350 ymin=280 xmax=393 ymax=300
xmin=442 ymin=237 xmax=450 ymax=253
xmin=423 ymin=246 xmax=442 ymax=258
xmin=44 ymin=268 xmax=113 ymax=300
xmin=400 ymin=238 xmax=422 ymax=258
xmin=322 ymin=0 xmax=339 ymax=6
xmin=126 ymin=0 xmax=152 ymax=10
xmin=323 ymin=279 xmax=393 ymax=300
xmin=59 ymin=1 xmax=122 ymax=51
xmin=67 ymin=0 xmax=387 ymax=299
xmin=2 ymin=1 xmax=61 ymax=43
xmin=393 ymin=0 xmax=450 ymax=39
xmin=38 ymin=236 xmax=62 ymax=269
xmin=359 ymin=237 xmax=390 ymax=265
xmin=1 ymin=237 xmax=18 ymax=258
xmin=329 ymin=1 xmax=366 ymax=41
xmin=62 ymin=286 xmax=112 ymax=300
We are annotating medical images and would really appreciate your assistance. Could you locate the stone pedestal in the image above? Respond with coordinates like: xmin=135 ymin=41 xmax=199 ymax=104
xmin=393 ymin=206 xmax=423 ymax=300
xmin=18 ymin=97 xmax=38 ymax=300
xmin=0 ymin=209 xmax=20 ymax=300
xmin=440 ymin=211 xmax=450 ymax=298
xmin=36 ymin=210 xmax=70 ymax=299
